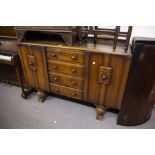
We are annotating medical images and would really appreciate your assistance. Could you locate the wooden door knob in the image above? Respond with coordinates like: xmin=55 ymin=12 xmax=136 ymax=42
xmin=72 ymin=69 xmax=76 ymax=73
xmin=102 ymin=75 xmax=107 ymax=80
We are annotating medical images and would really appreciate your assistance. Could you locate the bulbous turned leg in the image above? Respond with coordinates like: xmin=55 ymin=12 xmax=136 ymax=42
xmin=37 ymin=90 xmax=47 ymax=103
xmin=96 ymin=106 xmax=106 ymax=121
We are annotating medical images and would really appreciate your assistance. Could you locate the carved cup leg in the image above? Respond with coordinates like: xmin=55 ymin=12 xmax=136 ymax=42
xmin=96 ymin=106 xmax=106 ymax=121
xmin=21 ymin=88 xmax=33 ymax=99
xmin=37 ymin=90 xmax=47 ymax=103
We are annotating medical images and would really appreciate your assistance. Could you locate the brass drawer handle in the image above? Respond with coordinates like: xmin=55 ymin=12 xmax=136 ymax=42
xmin=51 ymin=53 xmax=56 ymax=57
xmin=54 ymin=77 xmax=58 ymax=81
xmin=72 ymin=92 xmax=76 ymax=96
xmin=53 ymin=65 xmax=57 ymax=69
xmin=72 ymin=69 xmax=76 ymax=73
xmin=54 ymin=88 xmax=59 ymax=92
xmin=71 ymin=55 xmax=77 ymax=60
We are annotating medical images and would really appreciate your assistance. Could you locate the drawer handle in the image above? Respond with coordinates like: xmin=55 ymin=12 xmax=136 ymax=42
xmin=0 ymin=42 xmax=2 ymax=46
xmin=72 ymin=81 xmax=76 ymax=86
xmin=51 ymin=53 xmax=56 ymax=57
xmin=53 ymin=65 xmax=57 ymax=69
xmin=72 ymin=69 xmax=76 ymax=73
xmin=72 ymin=92 xmax=76 ymax=96
xmin=54 ymin=88 xmax=59 ymax=92
xmin=71 ymin=55 xmax=77 ymax=60
xmin=54 ymin=77 xmax=58 ymax=81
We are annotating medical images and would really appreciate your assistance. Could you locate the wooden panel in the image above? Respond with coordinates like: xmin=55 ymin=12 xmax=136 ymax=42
xmin=88 ymin=53 xmax=103 ymax=105
xmin=19 ymin=45 xmax=36 ymax=88
xmin=50 ymin=83 xmax=84 ymax=100
xmin=49 ymin=73 xmax=84 ymax=90
xmin=104 ymin=56 xmax=131 ymax=109
xmin=47 ymin=60 xmax=85 ymax=77
xmin=31 ymin=46 xmax=49 ymax=91
xmin=46 ymin=48 xmax=85 ymax=64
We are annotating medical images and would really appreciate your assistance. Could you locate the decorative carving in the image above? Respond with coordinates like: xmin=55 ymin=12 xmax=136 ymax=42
xmin=27 ymin=55 xmax=37 ymax=71
xmin=37 ymin=90 xmax=47 ymax=103
xmin=98 ymin=66 xmax=112 ymax=84
xmin=96 ymin=106 xmax=106 ymax=120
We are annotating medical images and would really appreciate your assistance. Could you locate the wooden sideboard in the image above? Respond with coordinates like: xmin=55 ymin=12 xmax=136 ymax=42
xmin=17 ymin=36 xmax=131 ymax=121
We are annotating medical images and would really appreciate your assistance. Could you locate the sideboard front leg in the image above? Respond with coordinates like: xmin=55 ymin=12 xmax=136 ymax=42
xmin=37 ymin=90 xmax=47 ymax=103
xmin=96 ymin=106 xmax=106 ymax=121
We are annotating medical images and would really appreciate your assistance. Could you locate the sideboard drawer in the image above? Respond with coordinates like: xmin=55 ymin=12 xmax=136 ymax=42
xmin=49 ymin=73 xmax=84 ymax=90
xmin=47 ymin=60 xmax=85 ymax=77
xmin=50 ymin=83 xmax=84 ymax=100
xmin=46 ymin=48 xmax=85 ymax=64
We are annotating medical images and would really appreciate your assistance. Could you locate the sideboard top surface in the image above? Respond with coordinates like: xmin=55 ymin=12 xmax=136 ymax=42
xmin=19 ymin=40 xmax=132 ymax=57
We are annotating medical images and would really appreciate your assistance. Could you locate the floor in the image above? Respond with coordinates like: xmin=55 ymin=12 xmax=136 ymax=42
xmin=0 ymin=83 xmax=155 ymax=129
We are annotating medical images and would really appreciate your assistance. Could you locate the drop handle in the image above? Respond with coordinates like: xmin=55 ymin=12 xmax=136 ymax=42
xmin=102 ymin=75 xmax=107 ymax=80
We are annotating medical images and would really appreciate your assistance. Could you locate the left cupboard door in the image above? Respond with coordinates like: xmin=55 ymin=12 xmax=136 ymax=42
xmin=18 ymin=45 xmax=49 ymax=92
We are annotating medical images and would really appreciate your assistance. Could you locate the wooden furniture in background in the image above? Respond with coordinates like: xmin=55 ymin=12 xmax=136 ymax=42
xmin=0 ymin=26 xmax=23 ymax=86
xmin=118 ymin=37 xmax=155 ymax=126
xmin=80 ymin=26 xmax=132 ymax=51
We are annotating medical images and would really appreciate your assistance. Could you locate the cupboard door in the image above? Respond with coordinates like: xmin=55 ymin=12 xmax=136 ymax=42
xmin=88 ymin=53 xmax=131 ymax=109
xmin=19 ymin=45 xmax=49 ymax=91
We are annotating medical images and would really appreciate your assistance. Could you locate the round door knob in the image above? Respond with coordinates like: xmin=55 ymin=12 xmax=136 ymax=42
xmin=51 ymin=53 xmax=56 ymax=57
xmin=102 ymin=75 xmax=107 ymax=80
xmin=71 ymin=55 xmax=76 ymax=60
xmin=53 ymin=65 xmax=57 ymax=69
xmin=72 ymin=69 xmax=76 ymax=73
xmin=54 ymin=77 xmax=58 ymax=81
xmin=72 ymin=81 xmax=76 ymax=86
xmin=72 ymin=92 xmax=76 ymax=96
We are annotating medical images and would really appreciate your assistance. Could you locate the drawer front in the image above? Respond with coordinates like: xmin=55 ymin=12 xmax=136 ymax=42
xmin=47 ymin=60 xmax=85 ymax=77
xmin=0 ymin=40 xmax=17 ymax=51
xmin=49 ymin=73 xmax=84 ymax=90
xmin=50 ymin=84 xmax=84 ymax=100
xmin=46 ymin=48 xmax=85 ymax=64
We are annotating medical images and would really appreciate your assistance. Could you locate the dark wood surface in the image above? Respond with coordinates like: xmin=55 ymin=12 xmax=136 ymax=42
xmin=118 ymin=37 xmax=155 ymax=126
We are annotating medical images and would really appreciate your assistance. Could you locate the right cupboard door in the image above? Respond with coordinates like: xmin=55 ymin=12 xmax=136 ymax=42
xmin=88 ymin=53 xmax=131 ymax=110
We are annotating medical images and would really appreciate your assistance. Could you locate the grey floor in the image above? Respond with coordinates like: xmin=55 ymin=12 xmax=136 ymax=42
xmin=0 ymin=83 xmax=155 ymax=129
